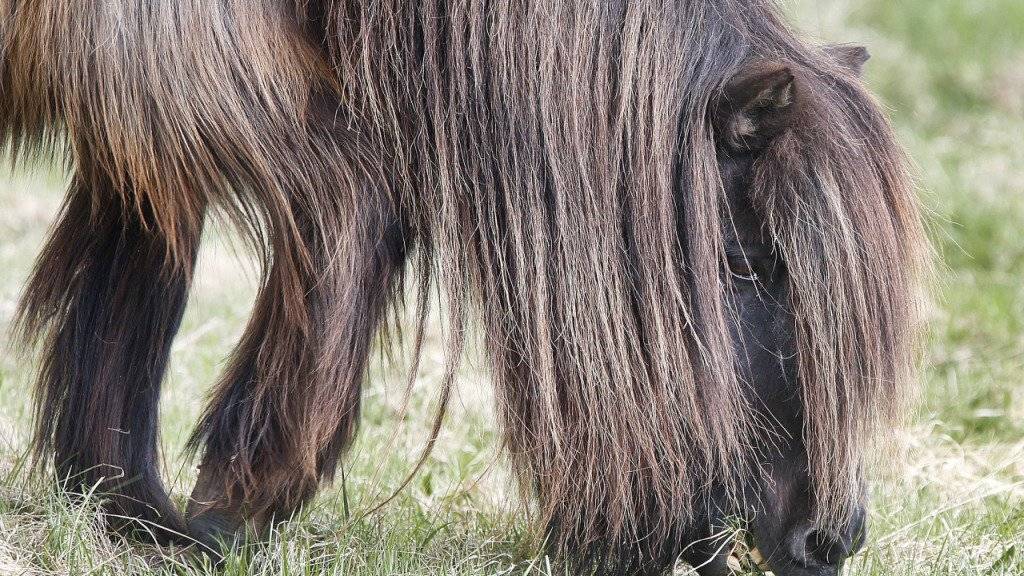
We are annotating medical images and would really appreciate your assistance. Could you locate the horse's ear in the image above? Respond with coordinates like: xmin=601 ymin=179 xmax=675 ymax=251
xmin=825 ymin=44 xmax=870 ymax=76
xmin=713 ymin=60 xmax=796 ymax=152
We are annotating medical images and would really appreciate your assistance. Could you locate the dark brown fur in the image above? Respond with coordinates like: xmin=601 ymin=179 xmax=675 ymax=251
xmin=2 ymin=0 xmax=923 ymax=572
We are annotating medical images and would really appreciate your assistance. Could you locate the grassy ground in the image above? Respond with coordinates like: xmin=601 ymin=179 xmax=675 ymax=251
xmin=1 ymin=0 xmax=1022 ymax=574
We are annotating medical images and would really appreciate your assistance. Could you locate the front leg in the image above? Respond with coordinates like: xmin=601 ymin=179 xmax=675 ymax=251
xmin=185 ymin=164 xmax=408 ymax=551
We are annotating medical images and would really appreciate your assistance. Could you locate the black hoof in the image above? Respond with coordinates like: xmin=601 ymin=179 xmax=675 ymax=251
xmin=187 ymin=509 xmax=245 ymax=561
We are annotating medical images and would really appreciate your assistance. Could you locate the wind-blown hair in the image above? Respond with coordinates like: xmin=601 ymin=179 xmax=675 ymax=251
xmin=2 ymin=0 xmax=922 ymax=571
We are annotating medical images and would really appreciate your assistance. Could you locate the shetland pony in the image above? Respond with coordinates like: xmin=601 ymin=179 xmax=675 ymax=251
xmin=1 ymin=1 xmax=923 ymax=574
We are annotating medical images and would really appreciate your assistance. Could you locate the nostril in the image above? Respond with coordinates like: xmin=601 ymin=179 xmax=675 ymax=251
xmin=785 ymin=518 xmax=867 ymax=568
xmin=806 ymin=529 xmax=851 ymax=566
xmin=783 ymin=523 xmax=819 ymax=566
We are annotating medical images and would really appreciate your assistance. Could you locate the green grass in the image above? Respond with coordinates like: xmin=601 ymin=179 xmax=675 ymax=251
xmin=1 ymin=0 xmax=1023 ymax=574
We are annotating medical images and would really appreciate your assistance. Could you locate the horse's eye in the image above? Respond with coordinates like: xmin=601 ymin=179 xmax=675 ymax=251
xmin=727 ymin=256 xmax=760 ymax=282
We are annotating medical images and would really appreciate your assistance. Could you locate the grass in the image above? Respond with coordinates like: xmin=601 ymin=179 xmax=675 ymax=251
xmin=1 ymin=0 xmax=1023 ymax=574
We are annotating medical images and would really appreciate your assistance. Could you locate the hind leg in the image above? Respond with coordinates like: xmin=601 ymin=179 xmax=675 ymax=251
xmin=18 ymin=176 xmax=203 ymax=542
xmin=185 ymin=164 xmax=407 ymax=548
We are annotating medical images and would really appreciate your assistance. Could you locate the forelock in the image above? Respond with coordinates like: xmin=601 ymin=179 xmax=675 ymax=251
xmin=749 ymin=65 xmax=925 ymax=527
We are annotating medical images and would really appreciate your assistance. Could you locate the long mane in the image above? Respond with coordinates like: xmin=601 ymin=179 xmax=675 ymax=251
xmin=332 ymin=1 xmax=923 ymax=567
xmin=2 ymin=0 xmax=923 ymax=571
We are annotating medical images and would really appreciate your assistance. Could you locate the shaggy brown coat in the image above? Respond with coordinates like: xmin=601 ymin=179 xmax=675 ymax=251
xmin=1 ymin=0 xmax=923 ymax=570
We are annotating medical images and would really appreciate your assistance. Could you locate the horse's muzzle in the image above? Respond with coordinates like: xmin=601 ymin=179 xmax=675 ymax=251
xmin=758 ymin=505 xmax=868 ymax=576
